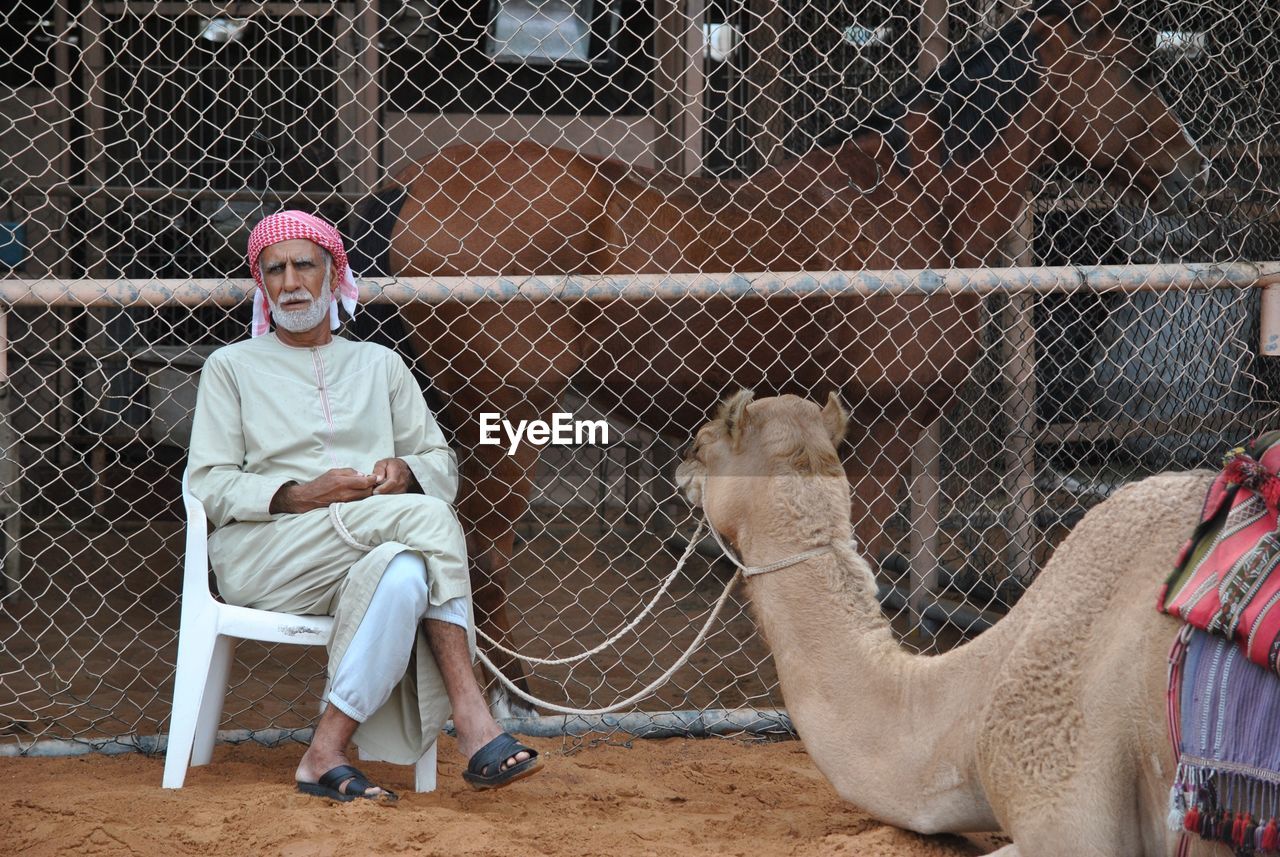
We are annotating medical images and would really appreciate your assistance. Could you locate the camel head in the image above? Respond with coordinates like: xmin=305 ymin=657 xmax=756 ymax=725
xmin=676 ymin=390 xmax=851 ymax=550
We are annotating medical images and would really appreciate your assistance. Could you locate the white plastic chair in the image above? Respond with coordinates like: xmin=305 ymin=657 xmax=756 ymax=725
xmin=163 ymin=471 xmax=437 ymax=792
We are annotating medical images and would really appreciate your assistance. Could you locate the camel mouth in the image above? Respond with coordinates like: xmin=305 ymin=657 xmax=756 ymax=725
xmin=674 ymin=459 xmax=703 ymax=507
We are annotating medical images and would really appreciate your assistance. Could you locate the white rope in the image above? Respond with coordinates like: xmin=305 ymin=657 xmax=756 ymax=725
xmin=475 ymin=557 xmax=743 ymax=717
xmin=474 ymin=495 xmax=853 ymax=716
xmin=474 ymin=519 xmax=707 ymax=666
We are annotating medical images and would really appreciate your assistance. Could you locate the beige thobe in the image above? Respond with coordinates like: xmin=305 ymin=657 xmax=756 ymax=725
xmin=187 ymin=332 xmax=472 ymax=765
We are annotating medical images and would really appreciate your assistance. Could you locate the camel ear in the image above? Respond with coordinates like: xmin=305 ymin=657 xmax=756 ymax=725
xmin=717 ymin=389 xmax=755 ymax=449
xmin=820 ymin=391 xmax=849 ymax=446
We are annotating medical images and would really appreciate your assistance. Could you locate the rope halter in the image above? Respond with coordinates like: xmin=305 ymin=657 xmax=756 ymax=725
xmin=701 ymin=475 xmax=858 ymax=578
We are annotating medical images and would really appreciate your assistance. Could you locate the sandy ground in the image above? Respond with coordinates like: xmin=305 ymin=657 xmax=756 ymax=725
xmin=0 ymin=736 xmax=1008 ymax=857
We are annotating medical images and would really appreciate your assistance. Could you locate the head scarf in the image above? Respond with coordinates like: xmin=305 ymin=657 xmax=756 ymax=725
xmin=246 ymin=210 xmax=359 ymax=337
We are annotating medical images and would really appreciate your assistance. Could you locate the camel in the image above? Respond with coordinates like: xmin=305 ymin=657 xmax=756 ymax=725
xmin=675 ymin=389 xmax=1222 ymax=856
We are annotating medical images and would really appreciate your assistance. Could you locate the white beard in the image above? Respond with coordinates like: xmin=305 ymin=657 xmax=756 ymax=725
xmin=270 ymin=276 xmax=332 ymax=333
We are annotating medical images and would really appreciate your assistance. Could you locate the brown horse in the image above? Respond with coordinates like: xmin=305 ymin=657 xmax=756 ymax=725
xmin=353 ymin=0 xmax=1202 ymax=715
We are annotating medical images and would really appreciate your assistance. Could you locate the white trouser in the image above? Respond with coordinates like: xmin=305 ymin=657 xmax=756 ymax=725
xmin=326 ymin=551 xmax=469 ymax=723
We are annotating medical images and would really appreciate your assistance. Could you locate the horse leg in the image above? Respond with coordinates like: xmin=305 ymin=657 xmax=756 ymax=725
xmin=844 ymin=386 xmax=957 ymax=580
xmin=845 ymin=416 xmax=913 ymax=577
xmin=451 ymin=382 xmax=570 ymax=721
xmin=398 ymin=298 xmax=582 ymax=720
xmin=463 ymin=486 xmax=534 ymax=720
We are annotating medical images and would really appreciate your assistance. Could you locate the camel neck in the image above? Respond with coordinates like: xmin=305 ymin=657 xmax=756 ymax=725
xmin=745 ymin=550 xmax=1004 ymax=833
xmin=939 ymin=102 xmax=1048 ymax=267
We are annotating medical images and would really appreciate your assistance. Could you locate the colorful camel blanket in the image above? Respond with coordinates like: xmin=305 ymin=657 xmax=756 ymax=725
xmin=1158 ymin=432 xmax=1280 ymax=673
xmin=1167 ymin=626 xmax=1280 ymax=854
xmin=1161 ymin=433 xmax=1280 ymax=854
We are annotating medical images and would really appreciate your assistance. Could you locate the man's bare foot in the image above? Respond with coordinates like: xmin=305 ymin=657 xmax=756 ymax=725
xmin=453 ymin=703 xmax=540 ymax=789
xmin=295 ymin=747 xmax=389 ymax=797
xmin=454 ymin=704 xmax=532 ymax=774
xmin=461 ymin=732 xmax=541 ymax=790
xmin=294 ymin=705 xmax=393 ymax=800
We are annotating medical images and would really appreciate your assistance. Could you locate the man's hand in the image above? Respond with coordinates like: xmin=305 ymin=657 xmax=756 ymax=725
xmin=270 ymin=468 xmax=379 ymax=514
xmin=371 ymin=458 xmax=420 ymax=495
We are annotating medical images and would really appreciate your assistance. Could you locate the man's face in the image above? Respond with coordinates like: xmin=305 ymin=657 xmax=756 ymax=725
xmin=259 ymin=239 xmax=327 ymax=307
xmin=259 ymin=239 xmax=331 ymax=333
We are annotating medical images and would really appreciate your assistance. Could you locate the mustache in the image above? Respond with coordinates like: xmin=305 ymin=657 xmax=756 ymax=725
xmin=276 ymin=290 xmax=313 ymax=306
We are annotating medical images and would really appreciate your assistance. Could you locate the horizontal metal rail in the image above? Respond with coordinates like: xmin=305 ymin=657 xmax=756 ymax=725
xmin=2 ymin=262 xmax=1279 ymax=308
xmin=0 ymin=709 xmax=796 ymax=757
xmin=36 ymin=183 xmax=368 ymax=204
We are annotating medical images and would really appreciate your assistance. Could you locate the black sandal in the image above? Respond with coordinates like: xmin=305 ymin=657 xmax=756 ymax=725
xmin=296 ymin=764 xmax=399 ymax=803
xmin=462 ymin=733 xmax=541 ymax=790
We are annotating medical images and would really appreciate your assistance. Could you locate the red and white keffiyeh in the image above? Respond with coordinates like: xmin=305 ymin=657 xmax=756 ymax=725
xmin=246 ymin=210 xmax=359 ymax=337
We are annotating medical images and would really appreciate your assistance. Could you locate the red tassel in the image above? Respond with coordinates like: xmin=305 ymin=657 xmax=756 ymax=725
xmin=1185 ymin=806 xmax=1201 ymax=833
xmin=1263 ymin=818 xmax=1278 ymax=851
xmin=1265 ymin=479 xmax=1280 ymax=509
xmin=1234 ymin=812 xmax=1246 ymax=847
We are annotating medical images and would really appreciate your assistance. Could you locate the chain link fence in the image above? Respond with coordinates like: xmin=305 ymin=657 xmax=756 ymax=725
xmin=0 ymin=0 xmax=1277 ymax=750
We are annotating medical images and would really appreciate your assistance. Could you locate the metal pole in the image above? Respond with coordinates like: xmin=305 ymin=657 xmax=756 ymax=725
xmin=358 ymin=1 xmax=384 ymax=190
xmin=0 ymin=708 xmax=799 ymax=757
xmin=919 ymin=0 xmax=950 ymax=78
xmin=680 ymin=0 xmax=706 ymax=177
xmin=1001 ymin=203 xmax=1039 ymax=587
xmin=336 ymin=4 xmax=381 ymax=197
xmin=744 ymin=0 xmax=787 ymax=168
xmin=1261 ymin=281 xmax=1280 ymax=356
xmin=907 ymin=0 xmax=951 ymax=642
xmin=4 ymin=262 xmax=1277 ymax=307
xmin=653 ymin=0 xmax=680 ymax=171
xmin=0 ymin=308 xmax=16 ymax=594
xmin=907 ymin=423 xmax=942 ymax=640
xmin=38 ymin=184 xmax=371 ymax=203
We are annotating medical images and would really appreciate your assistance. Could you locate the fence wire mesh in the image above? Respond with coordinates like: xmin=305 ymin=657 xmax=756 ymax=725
xmin=0 ymin=0 xmax=1278 ymax=750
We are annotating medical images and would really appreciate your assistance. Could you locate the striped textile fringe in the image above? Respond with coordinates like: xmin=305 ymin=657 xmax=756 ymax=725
xmin=1168 ymin=625 xmax=1194 ymax=857
xmin=1167 ymin=763 xmax=1280 ymax=853
xmin=1168 ymin=626 xmax=1280 ymax=855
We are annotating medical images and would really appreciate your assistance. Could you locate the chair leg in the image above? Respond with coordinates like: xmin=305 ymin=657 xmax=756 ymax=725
xmin=357 ymin=740 xmax=438 ymax=793
xmin=162 ymin=612 xmax=220 ymax=788
xmin=191 ymin=635 xmax=234 ymax=767
xmin=415 ymin=741 xmax=438 ymax=793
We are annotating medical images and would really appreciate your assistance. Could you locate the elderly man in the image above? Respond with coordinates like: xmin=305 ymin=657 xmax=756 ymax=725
xmin=187 ymin=210 xmax=539 ymax=801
